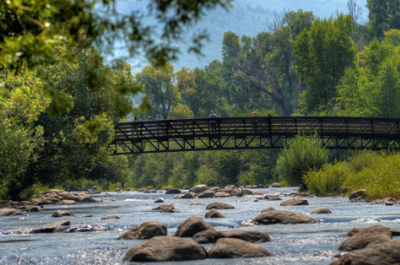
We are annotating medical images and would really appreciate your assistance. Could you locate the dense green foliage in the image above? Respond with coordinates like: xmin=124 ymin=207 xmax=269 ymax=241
xmin=305 ymin=151 xmax=400 ymax=199
xmin=276 ymin=134 xmax=328 ymax=187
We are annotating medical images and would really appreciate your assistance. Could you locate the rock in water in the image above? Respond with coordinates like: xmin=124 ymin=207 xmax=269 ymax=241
xmin=253 ymin=210 xmax=316 ymax=225
xmin=51 ymin=211 xmax=74 ymax=217
xmin=309 ymin=207 xmax=332 ymax=214
xmin=189 ymin=185 xmax=208 ymax=193
xmin=269 ymin=183 xmax=281 ymax=188
xmin=253 ymin=190 xmax=264 ymax=196
xmin=190 ymin=203 xmax=205 ymax=206
xmin=219 ymin=230 xmax=271 ymax=243
xmin=214 ymin=192 xmax=230 ymax=197
xmin=241 ymin=189 xmax=253 ymax=195
xmin=174 ymin=216 xmax=216 ymax=237
xmin=0 ymin=208 xmax=23 ymax=216
xmin=26 ymin=206 xmax=41 ymax=212
xmin=280 ymin=198 xmax=309 ymax=206
xmin=193 ymin=230 xmax=221 ymax=244
xmin=154 ymin=198 xmax=164 ymax=203
xmin=349 ymin=189 xmax=368 ymax=200
xmin=101 ymin=215 xmax=120 ymax=220
xmin=197 ymin=191 xmax=215 ymax=198
xmin=339 ymin=224 xmax=392 ymax=251
xmin=264 ymin=195 xmax=281 ymax=200
xmin=46 ymin=220 xmax=71 ymax=228
xmin=331 ymin=239 xmax=400 ymax=265
xmin=206 ymin=202 xmax=235 ymax=210
xmin=118 ymin=221 xmax=167 ymax=240
xmin=123 ymin=236 xmax=207 ymax=262
xmin=180 ymin=192 xmax=195 ymax=199
xmin=152 ymin=204 xmax=175 ymax=211
xmin=165 ymin=188 xmax=181 ymax=194
xmin=208 ymin=238 xmax=270 ymax=258
xmin=205 ymin=209 xmax=225 ymax=218
xmin=261 ymin=207 xmax=276 ymax=213
xmin=83 ymin=214 xmax=93 ymax=217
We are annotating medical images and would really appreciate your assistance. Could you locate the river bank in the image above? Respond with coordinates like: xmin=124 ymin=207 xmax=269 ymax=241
xmin=1 ymin=187 xmax=400 ymax=264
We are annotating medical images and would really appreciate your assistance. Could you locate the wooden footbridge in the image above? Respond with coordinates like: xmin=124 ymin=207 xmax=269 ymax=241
xmin=109 ymin=117 xmax=400 ymax=155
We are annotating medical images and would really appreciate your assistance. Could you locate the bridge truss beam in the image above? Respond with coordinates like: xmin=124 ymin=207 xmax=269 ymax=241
xmin=109 ymin=117 xmax=400 ymax=155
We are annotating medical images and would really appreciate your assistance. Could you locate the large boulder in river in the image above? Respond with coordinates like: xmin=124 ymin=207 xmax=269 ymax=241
xmin=118 ymin=221 xmax=167 ymax=240
xmin=189 ymin=185 xmax=208 ymax=193
xmin=197 ymin=191 xmax=215 ymax=198
xmin=26 ymin=206 xmax=41 ymax=212
xmin=174 ymin=215 xmax=216 ymax=237
xmin=205 ymin=209 xmax=225 ymax=218
xmin=0 ymin=208 xmax=23 ymax=216
xmin=339 ymin=224 xmax=392 ymax=251
xmin=219 ymin=230 xmax=270 ymax=243
xmin=154 ymin=198 xmax=164 ymax=203
xmin=280 ymin=198 xmax=309 ymax=206
xmin=253 ymin=210 xmax=316 ymax=225
xmin=51 ymin=211 xmax=74 ymax=217
xmin=310 ymin=207 xmax=332 ymax=214
xmin=208 ymin=238 xmax=270 ymax=258
xmin=241 ymin=189 xmax=253 ymax=195
xmin=206 ymin=202 xmax=235 ymax=210
xmin=331 ymin=239 xmax=400 ymax=265
xmin=349 ymin=189 xmax=368 ymax=200
xmin=152 ymin=204 xmax=175 ymax=211
xmin=123 ymin=236 xmax=207 ymax=262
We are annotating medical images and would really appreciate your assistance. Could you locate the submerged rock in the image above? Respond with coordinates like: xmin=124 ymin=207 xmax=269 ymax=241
xmin=253 ymin=210 xmax=316 ymax=225
xmin=174 ymin=215 xmax=216 ymax=237
xmin=118 ymin=221 xmax=167 ymax=240
xmin=190 ymin=203 xmax=205 ymax=206
xmin=280 ymin=198 xmax=309 ymax=206
xmin=264 ymin=195 xmax=281 ymax=200
xmin=205 ymin=209 xmax=225 ymax=218
xmin=206 ymin=202 xmax=235 ymax=210
xmin=339 ymin=224 xmax=392 ymax=251
xmin=208 ymin=238 xmax=270 ymax=258
xmin=101 ymin=215 xmax=120 ymax=220
xmin=123 ymin=236 xmax=207 ymax=262
xmin=309 ymin=207 xmax=332 ymax=214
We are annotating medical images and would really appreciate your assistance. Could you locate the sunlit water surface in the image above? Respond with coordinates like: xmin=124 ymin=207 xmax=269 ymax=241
xmin=1 ymin=187 xmax=400 ymax=264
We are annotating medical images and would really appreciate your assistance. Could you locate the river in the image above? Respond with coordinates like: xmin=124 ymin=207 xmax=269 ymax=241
xmin=1 ymin=187 xmax=400 ymax=264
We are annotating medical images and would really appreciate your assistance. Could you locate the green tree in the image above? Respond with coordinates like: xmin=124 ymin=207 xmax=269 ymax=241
xmin=294 ymin=14 xmax=357 ymax=114
xmin=367 ymin=0 xmax=400 ymax=40
xmin=136 ymin=63 xmax=181 ymax=120
xmin=276 ymin=134 xmax=328 ymax=188
xmin=336 ymin=31 xmax=400 ymax=117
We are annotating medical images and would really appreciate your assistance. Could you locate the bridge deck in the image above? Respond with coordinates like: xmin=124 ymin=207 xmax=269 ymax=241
xmin=109 ymin=117 xmax=400 ymax=154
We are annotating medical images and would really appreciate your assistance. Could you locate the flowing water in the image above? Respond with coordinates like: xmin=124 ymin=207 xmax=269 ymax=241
xmin=1 ymin=187 xmax=400 ymax=264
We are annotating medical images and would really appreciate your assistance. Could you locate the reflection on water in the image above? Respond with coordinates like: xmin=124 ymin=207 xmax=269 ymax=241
xmin=1 ymin=187 xmax=400 ymax=264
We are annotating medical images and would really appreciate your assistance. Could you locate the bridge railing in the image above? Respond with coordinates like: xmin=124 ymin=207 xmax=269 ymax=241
xmin=110 ymin=117 xmax=400 ymax=154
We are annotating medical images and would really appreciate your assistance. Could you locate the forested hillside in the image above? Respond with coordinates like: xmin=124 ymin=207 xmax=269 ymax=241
xmin=115 ymin=0 xmax=368 ymax=70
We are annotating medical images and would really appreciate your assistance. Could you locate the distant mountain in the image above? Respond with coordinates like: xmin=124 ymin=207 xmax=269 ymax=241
xmin=114 ymin=0 xmax=368 ymax=71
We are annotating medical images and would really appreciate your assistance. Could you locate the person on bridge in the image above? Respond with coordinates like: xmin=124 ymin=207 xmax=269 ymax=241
xmin=253 ymin=112 xmax=258 ymax=133
xmin=133 ymin=117 xmax=140 ymax=137
xmin=209 ymin=111 xmax=217 ymax=133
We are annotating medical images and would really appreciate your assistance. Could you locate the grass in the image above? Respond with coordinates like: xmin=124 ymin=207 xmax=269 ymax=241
xmin=304 ymin=150 xmax=400 ymax=199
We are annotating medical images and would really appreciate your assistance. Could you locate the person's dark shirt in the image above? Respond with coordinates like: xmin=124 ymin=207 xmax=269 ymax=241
xmin=209 ymin=113 xmax=217 ymax=118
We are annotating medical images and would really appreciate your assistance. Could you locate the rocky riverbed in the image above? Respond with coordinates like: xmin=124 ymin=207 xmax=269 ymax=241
xmin=1 ymin=186 xmax=400 ymax=264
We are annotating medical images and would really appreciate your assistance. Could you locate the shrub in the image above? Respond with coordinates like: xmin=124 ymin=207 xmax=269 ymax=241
xmin=276 ymin=134 xmax=327 ymax=186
